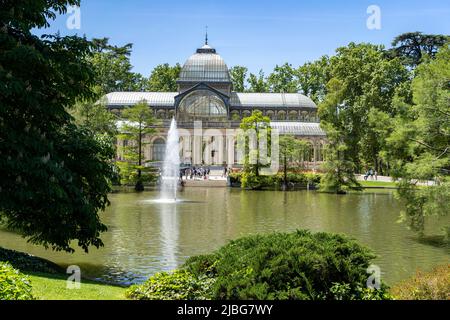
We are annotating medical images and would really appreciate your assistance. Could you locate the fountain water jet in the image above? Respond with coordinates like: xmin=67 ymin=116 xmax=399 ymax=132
xmin=159 ymin=118 xmax=180 ymax=203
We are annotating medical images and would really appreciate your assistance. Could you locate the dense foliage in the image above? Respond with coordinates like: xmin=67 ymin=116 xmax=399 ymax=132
xmin=183 ymin=230 xmax=390 ymax=300
xmin=382 ymin=44 xmax=450 ymax=235
xmin=70 ymin=91 xmax=118 ymax=137
xmin=318 ymin=43 xmax=409 ymax=176
xmin=390 ymin=265 xmax=449 ymax=300
xmin=230 ymin=171 xmax=321 ymax=190
xmin=279 ymin=135 xmax=310 ymax=188
xmin=315 ymin=36 xmax=449 ymax=230
xmin=0 ymin=247 xmax=62 ymax=274
xmin=230 ymin=66 xmax=248 ymax=92
xmin=0 ymin=0 xmax=116 ymax=252
xmin=228 ymin=58 xmax=330 ymax=103
xmin=116 ymin=101 xmax=158 ymax=190
xmin=389 ymin=32 xmax=449 ymax=68
xmin=89 ymin=38 xmax=147 ymax=93
xmin=147 ymin=63 xmax=181 ymax=92
xmin=128 ymin=231 xmax=390 ymax=300
xmin=238 ymin=110 xmax=271 ymax=176
xmin=0 ymin=262 xmax=34 ymax=300
xmin=126 ymin=270 xmax=215 ymax=300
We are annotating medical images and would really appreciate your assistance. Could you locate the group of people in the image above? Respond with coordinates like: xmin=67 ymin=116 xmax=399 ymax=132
xmin=363 ymin=168 xmax=378 ymax=181
xmin=180 ymin=167 xmax=211 ymax=180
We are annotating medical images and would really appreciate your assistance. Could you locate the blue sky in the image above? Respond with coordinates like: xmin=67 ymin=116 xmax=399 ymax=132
xmin=33 ymin=0 xmax=450 ymax=76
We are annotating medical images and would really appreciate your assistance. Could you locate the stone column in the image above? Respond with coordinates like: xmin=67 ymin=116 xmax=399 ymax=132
xmin=313 ymin=142 xmax=317 ymax=171
xmin=227 ymin=135 xmax=235 ymax=166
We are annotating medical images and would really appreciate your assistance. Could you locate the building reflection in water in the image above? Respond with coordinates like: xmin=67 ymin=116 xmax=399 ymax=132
xmin=159 ymin=203 xmax=180 ymax=271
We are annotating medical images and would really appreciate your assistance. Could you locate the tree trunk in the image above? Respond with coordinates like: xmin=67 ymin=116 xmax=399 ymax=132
xmin=283 ymin=154 xmax=287 ymax=190
xmin=373 ymin=156 xmax=378 ymax=174
xmin=135 ymin=124 xmax=144 ymax=192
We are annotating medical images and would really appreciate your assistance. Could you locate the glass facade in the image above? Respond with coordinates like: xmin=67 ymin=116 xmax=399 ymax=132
xmin=178 ymin=90 xmax=227 ymax=121
xmin=152 ymin=138 xmax=166 ymax=161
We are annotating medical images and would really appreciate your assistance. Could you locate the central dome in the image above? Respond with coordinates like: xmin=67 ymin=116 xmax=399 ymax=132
xmin=178 ymin=44 xmax=231 ymax=83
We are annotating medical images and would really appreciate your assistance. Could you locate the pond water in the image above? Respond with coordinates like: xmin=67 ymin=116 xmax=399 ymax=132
xmin=0 ymin=188 xmax=448 ymax=286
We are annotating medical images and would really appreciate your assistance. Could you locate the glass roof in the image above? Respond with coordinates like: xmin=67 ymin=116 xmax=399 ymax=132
xmin=104 ymin=92 xmax=318 ymax=109
xmin=270 ymin=122 xmax=325 ymax=136
xmin=178 ymin=45 xmax=231 ymax=83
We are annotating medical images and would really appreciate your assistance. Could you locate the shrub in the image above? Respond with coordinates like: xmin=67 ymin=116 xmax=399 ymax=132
xmin=0 ymin=262 xmax=34 ymax=300
xmin=228 ymin=172 xmax=242 ymax=185
xmin=241 ymin=172 xmax=276 ymax=189
xmin=232 ymin=171 xmax=322 ymax=190
xmin=184 ymin=230 xmax=390 ymax=300
xmin=329 ymin=282 xmax=392 ymax=300
xmin=125 ymin=270 xmax=215 ymax=300
xmin=0 ymin=247 xmax=62 ymax=274
xmin=116 ymin=162 xmax=158 ymax=186
xmin=390 ymin=265 xmax=449 ymax=300
xmin=305 ymin=172 xmax=322 ymax=185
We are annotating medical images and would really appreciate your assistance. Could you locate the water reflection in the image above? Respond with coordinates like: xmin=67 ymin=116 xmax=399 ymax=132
xmin=158 ymin=203 xmax=179 ymax=271
xmin=0 ymin=188 xmax=448 ymax=285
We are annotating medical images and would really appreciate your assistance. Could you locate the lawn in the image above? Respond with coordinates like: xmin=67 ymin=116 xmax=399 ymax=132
xmin=28 ymin=272 xmax=127 ymax=300
xmin=359 ymin=180 xmax=398 ymax=188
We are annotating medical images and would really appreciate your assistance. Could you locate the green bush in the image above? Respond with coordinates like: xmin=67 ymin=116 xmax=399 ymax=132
xmin=241 ymin=172 xmax=276 ymax=189
xmin=329 ymin=282 xmax=392 ymax=300
xmin=184 ymin=230 xmax=390 ymax=300
xmin=0 ymin=247 xmax=62 ymax=274
xmin=0 ymin=262 xmax=34 ymax=300
xmin=305 ymin=172 xmax=322 ymax=185
xmin=116 ymin=162 xmax=158 ymax=186
xmin=228 ymin=172 xmax=243 ymax=185
xmin=232 ymin=171 xmax=322 ymax=190
xmin=390 ymin=265 xmax=449 ymax=300
xmin=125 ymin=270 xmax=215 ymax=300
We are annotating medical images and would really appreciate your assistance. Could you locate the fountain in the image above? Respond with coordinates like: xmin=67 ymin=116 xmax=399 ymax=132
xmin=159 ymin=118 xmax=180 ymax=203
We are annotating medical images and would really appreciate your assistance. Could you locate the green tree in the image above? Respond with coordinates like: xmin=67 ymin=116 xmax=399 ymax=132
xmin=248 ymin=70 xmax=269 ymax=93
xmin=384 ymin=44 xmax=450 ymax=236
xmin=279 ymin=135 xmax=308 ymax=189
xmin=296 ymin=56 xmax=331 ymax=103
xmin=147 ymin=63 xmax=181 ymax=92
xmin=229 ymin=66 xmax=248 ymax=92
xmin=239 ymin=110 xmax=271 ymax=176
xmin=0 ymin=0 xmax=116 ymax=252
xmin=390 ymin=32 xmax=449 ymax=67
xmin=90 ymin=38 xmax=147 ymax=93
xmin=319 ymin=80 xmax=362 ymax=194
xmin=319 ymin=43 xmax=408 ymax=178
xmin=117 ymin=101 xmax=157 ymax=191
xmin=267 ymin=63 xmax=298 ymax=93
xmin=70 ymin=87 xmax=118 ymax=136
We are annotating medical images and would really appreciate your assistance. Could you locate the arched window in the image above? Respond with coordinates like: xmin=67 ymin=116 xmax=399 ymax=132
xmin=152 ymin=138 xmax=165 ymax=161
xmin=289 ymin=111 xmax=298 ymax=120
xmin=301 ymin=111 xmax=308 ymax=122
xmin=242 ymin=110 xmax=251 ymax=118
xmin=230 ymin=111 xmax=240 ymax=121
xmin=178 ymin=90 xmax=227 ymax=121
xmin=277 ymin=111 xmax=286 ymax=120
xmin=317 ymin=143 xmax=323 ymax=162
xmin=156 ymin=110 xmax=166 ymax=119
xmin=304 ymin=112 xmax=310 ymax=122
xmin=303 ymin=142 xmax=315 ymax=162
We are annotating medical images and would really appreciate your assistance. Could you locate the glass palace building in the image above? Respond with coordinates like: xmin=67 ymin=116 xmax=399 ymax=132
xmin=105 ymin=41 xmax=326 ymax=167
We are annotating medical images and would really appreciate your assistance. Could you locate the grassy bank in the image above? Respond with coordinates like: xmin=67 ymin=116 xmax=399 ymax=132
xmin=359 ymin=180 xmax=398 ymax=188
xmin=29 ymin=272 xmax=126 ymax=300
xmin=0 ymin=247 xmax=127 ymax=300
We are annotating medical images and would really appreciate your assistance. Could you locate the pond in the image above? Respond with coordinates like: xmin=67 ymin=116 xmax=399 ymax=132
xmin=0 ymin=188 xmax=448 ymax=286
